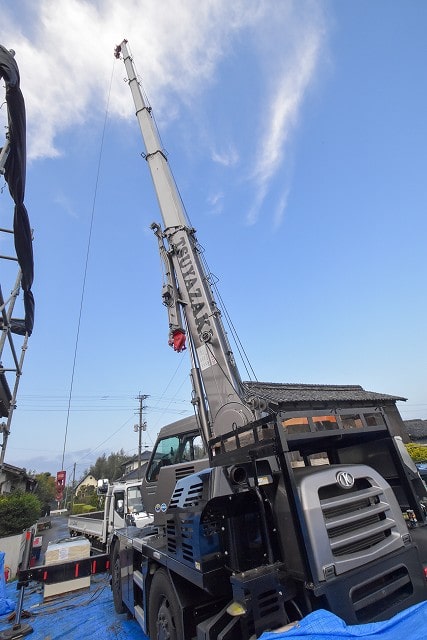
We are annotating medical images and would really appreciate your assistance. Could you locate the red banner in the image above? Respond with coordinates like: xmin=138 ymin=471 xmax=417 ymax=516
xmin=55 ymin=470 xmax=66 ymax=502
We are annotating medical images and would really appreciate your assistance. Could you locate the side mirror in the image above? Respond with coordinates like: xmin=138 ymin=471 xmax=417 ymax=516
xmin=97 ymin=479 xmax=109 ymax=494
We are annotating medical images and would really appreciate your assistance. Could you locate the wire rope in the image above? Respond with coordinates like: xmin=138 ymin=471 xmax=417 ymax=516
xmin=197 ymin=244 xmax=258 ymax=382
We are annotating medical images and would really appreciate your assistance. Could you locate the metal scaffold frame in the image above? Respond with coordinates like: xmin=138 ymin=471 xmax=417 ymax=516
xmin=0 ymin=224 xmax=30 ymax=466
xmin=0 ymin=44 xmax=34 ymax=470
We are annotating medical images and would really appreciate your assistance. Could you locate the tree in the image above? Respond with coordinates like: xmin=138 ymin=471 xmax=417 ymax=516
xmin=77 ymin=484 xmax=101 ymax=507
xmin=87 ymin=449 xmax=129 ymax=483
xmin=33 ymin=472 xmax=56 ymax=515
xmin=0 ymin=492 xmax=41 ymax=537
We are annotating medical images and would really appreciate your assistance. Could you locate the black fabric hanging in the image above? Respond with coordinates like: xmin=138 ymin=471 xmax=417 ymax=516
xmin=0 ymin=44 xmax=34 ymax=335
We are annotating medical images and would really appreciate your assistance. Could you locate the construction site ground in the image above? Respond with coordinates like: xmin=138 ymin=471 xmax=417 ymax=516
xmin=1 ymin=515 xmax=427 ymax=640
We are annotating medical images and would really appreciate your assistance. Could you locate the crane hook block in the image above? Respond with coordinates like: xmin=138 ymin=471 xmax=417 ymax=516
xmin=169 ymin=329 xmax=186 ymax=352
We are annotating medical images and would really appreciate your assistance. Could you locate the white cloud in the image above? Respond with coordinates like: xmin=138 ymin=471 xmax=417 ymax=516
xmin=254 ymin=32 xmax=322 ymax=185
xmin=0 ymin=0 xmax=328 ymax=227
xmin=0 ymin=0 xmax=264 ymax=160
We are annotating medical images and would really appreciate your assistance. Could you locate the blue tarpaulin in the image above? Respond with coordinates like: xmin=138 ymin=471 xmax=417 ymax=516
xmin=259 ymin=602 xmax=427 ymax=640
xmin=0 ymin=574 xmax=149 ymax=640
xmin=0 ymin=552 xmax=15 ymax=616
xmin=1 ymin=571 xmax=426 ymax=639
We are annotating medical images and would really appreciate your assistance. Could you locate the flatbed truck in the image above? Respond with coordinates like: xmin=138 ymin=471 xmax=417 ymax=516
xmin=68 ymin=480 xmax=152 ymax=553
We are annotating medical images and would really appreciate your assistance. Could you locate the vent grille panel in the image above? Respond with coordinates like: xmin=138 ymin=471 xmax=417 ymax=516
xmin=351 ymin=566 xmax=413 ymax=622
xmin=320 ymin=484 xmax=395 ymax=558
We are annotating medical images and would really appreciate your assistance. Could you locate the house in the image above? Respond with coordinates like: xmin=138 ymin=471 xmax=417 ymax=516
xmin=243 ymin=381 xmax=409 ymax=438
xmin=0 ymin=462 xmax=37 ymax=495
xmin=403 ymin=419 xmax=427 ymax=444
xmin=74 ymin=473 xmax=98 ymax=498
xmin=118 ymin=450 xmax=152 ymax=482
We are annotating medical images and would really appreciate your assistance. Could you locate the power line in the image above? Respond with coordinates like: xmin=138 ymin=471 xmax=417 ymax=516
xmin=60 ymin=57 xmax=117 ymax=472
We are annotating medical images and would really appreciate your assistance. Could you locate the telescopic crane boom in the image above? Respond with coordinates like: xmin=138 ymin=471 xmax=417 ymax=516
xmin=114 ymin=40 xmax=257 ymax=448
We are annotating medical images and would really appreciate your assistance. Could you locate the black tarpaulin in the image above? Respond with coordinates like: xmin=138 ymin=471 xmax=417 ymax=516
xmin=0 ymin=45 xmax=34 ymax=335
xmin=0 ymin=318 xmax=27 ymax=336
xmin=0 ymin=370 xmax=11 ymax=417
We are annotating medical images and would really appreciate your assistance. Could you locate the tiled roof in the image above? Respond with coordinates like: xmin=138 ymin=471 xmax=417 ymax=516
xmin=121 ymin=451 xmax=151 ymax=467
xmin=119 ymin=463 xmax=148 ymax=482
xmin=403 ymin=419 xmax=427 ymax=440
xmin=243 ymin=381 xmax=406 ymax=407
xmin=1 ymin=461 xmax=28 ymax=476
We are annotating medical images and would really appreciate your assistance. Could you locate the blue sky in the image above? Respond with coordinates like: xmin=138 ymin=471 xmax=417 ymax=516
xmin=0 ymin=1 xmax=426 ymax=479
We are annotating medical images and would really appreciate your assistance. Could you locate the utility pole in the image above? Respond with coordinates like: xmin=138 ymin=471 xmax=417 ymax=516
xmin=70 ymin=462 xmax=76 ymax=513
xmin=134 ymin=394 xmax=148 ymax=479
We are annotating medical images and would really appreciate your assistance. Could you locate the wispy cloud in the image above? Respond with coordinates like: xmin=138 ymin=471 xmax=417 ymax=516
xmin=246 ymin=7 xmax=327 ymax=225
xmin=206 ymin=190 xmax=225 ymax=215
xmin=211 ymin=144 xmax=239 ymax=167
xmin=273 ymin=186 xmax=291 ymax=229
xmin=254 ymin=34 xmax=322 ymax=185
xmin=53 ymin=191 xmax=78 ymax=218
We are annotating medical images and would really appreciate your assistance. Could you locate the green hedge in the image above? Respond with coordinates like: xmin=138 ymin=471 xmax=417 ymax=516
xmin=406 ymin=443 xmax=427 ymax=463
xmin=0 ymin=492 xmax=41 ymax=537
xmin=71 ymin=503 xmax=99 ymax=515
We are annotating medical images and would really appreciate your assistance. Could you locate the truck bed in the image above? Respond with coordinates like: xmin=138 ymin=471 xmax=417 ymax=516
xmin=36 ymin=516 xmax=51 ymax=533
xmin=68 ymin=511 xmax=106 ymax=539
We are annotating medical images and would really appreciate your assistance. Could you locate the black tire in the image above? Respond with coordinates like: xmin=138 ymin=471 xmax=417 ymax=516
xmin=148 ymin=569 xmax=183 ymax=640
xmin=111 ymin=541 xmax=126 ymax=614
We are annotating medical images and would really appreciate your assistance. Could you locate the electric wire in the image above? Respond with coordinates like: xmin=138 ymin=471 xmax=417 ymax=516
xmin=60 ymin=60 xmax=116 ymax=471
xmin=145 ymin=352 xmax=188 ymax=434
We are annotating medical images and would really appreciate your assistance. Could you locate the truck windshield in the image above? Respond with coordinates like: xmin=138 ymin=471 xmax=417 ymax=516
xmin=127 ymin=486 xmax=144 ymax=513
xmin=146 ymin=432 xmax=206 ymax=482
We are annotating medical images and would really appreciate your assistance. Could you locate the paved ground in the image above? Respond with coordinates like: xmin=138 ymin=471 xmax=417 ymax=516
xmin=34 ymin=514 xmax=70 ymax=566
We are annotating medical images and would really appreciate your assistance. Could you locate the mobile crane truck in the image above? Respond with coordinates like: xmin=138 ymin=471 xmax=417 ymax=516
xmin=111 ymin=40 xmax=427 ymax=640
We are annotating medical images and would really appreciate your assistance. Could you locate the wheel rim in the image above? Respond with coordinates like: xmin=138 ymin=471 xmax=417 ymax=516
xmin=112 ymin=556 xmax=120 ymax=594
xmin=156 ymin=597 xmax=176 ymax=640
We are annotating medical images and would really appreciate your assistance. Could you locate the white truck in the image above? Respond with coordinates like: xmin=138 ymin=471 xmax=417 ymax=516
xmin=68 ymin=480 xmax=152 ymax=553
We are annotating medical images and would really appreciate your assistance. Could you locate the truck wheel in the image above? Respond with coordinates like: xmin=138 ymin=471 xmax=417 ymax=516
xmin=111 ymin=542 xmax=126 ymax=614
xmin=148 ymin=569 xmax=183 ymax=640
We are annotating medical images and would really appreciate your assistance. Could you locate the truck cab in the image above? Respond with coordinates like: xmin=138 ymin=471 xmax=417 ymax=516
xmin=69 ymin=480 xmax=152 ymax=552
xmin=140 ymin=415 xmax=208 ymax=525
